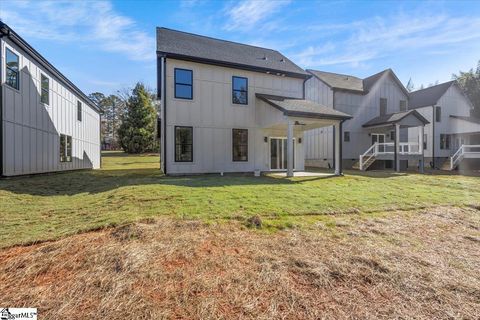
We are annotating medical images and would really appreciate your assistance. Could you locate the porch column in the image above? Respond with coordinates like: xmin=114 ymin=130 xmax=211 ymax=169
xmin=334 ymin=122 xmax=341 ymax=175
xmin=287 ymin=119 xmax=294 ymax=177
xmin=419 ymin=125 xmax=425 ymax=173
xmin=395 ymin=123 xmax=400 ymax=172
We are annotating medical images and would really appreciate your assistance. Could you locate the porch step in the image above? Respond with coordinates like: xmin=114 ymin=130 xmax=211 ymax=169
xmin=440 ymin=159 xmax=453 ymax=171
xmin=358 ymin=156 xmax=376 ymax=171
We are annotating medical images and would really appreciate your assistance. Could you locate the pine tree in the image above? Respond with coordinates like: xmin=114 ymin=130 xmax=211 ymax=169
xmin=453 ymin=60 xmax=480 ymax=117
xmin=118 ymin=83 xmax=157 ymax=153
xmin=406 ymin=78 xmax=415 ymax=92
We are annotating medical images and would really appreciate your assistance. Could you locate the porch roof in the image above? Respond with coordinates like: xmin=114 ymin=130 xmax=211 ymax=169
xmin=256 ymin=94 xmax=352 ymax=120
xmin=362 ymin=110 xmax=429 ymax=128
xmin=450 ymin=115 xmax=480 ymax=124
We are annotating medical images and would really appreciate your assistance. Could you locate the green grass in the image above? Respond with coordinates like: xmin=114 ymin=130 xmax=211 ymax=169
xmin=1 ymin=151 xmax=479 ymax=248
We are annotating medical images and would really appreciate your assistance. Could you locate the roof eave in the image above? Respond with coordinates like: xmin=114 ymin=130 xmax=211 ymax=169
xmin=158 ymin=51 xmax=311 ymax=79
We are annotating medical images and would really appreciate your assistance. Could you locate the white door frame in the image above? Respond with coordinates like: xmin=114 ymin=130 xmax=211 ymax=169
xmin=269 ymin=137 xmax=296 ymax=171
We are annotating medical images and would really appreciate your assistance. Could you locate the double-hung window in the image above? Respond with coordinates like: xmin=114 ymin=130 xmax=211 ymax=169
xmin=435 ymin=106 xmax=441 ymax=122
xmin=232 ymin=76 xmax=248 ymax=105
xmin=41 ymin=74 xmax=49 ymax=105
xmin=77 ymin=101 xmax=82 ymax=121
xmin=60 ymin=134 xmax=72 ymax=162
xmin=174 ymin=68 xmax=193 ymax=99
xmin=175 ymin=126 xmax=193 ymax=162
xmin=399 ymin=100 xmax=407 ymax=112
xmin=232 ymin=129 xmax=248 ymax=161
xmin=6 ymin=48 xmax=19 ymax=90
xmin=440 ymin=134 xmax=450 ymax=150
xmin=343 ymin=131 xmax=350 ymax=142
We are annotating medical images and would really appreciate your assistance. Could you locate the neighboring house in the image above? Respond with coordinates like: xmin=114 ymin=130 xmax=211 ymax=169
xmin=156 ymin=28 xmax=351 ymax=176
xmin=407 ymin=81 xmax=479 ymax=170
xmin=304 ymin=69 xmax=428 ymax=171
xmin=0 ymin=23 xmax=101 ymax=177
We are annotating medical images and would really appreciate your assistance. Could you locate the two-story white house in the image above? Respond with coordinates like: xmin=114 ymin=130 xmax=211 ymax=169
xmin=1 ymin=23 xmax=101 ymax=177
xmin=407 ymin=81 xmax=479 ymax=170
xmin=304 ymin=69 xmax=429 ymax=172
xmin=156 ymin=28 xmax=351 ymax=176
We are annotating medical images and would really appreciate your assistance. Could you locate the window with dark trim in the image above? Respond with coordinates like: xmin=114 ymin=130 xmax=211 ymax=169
xmin=399 ymin=100 xmax=407 ymax=112
xmin=344 ymin=131 xmax=350 ymax=142
xmin=423 ymin=134 xmax=427 ymax=150
xmin=232 ymin=76 xmax=248 ymax=105
xmin=6 ymin=48 xmax=19 ymax=90
xmin=175 ymin=126 xmax=193 ymax=162
xmin=391 ymin=131 xmax=395 ymax=141
xmin=440 ymin=134 xmax=450 ymax=150
xmin=41 ymin=74 xmax=49 ymax=105
xmin=77 ymin=101 xmax=82 ymax=121
xmin=174 ymin=68 xmax=193 ymax=99
xmin=60 ymin=134 xmax=72 ymax=162
xmin=435 ymin=106 xmax=441 ymax=122
xmin=380 ymin=98 xmax=387 ymax=115
xmin=232 ymin=129 xmax=248 ymax=161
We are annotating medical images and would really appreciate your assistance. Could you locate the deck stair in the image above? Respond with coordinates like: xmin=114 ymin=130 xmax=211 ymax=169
xmin=449 ymin=145 xmax=480 ymax=170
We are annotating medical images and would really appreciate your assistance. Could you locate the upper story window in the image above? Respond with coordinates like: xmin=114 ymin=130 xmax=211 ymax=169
xmin=77 ymin=101 xmax=82 ymax=121
xmin=175 ymin=126 xmax=193 ymax=162
xmin=380 ymin=98 xmax=387 ymax=115
xmin=232 ymin=129 xmax=248 ymax=161
xmin=232 ymin=76 xmax=248 ymax=105
xmin=41 ymin=74 xmax=49 ymax=105
xmin=399 ymin=100 xmax=407 ymax=112
xmin=435 ymin=106 xmax=441 ymax=122
xmin=6 ymin=48 xmax=19 ymax=90
xmin=174 ymin=68 xmax=193 ymax=99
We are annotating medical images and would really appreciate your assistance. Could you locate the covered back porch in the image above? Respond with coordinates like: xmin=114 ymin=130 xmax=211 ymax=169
xmin=360 ymin=110 xmax=430 ymax=172
xmin=256 ymin=94 xmax=352 ymax=177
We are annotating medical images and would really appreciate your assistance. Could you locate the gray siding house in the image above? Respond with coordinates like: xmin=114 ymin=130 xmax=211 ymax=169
xmin=407 ymin=81 xmax=479 ymax=170
xmin=156 ymin=28 xmax=351 ymax=176
xmin=304 ymin=69 xmax=428 ymax=172
xmin=0 ymin=23 xmax=101 ymax=177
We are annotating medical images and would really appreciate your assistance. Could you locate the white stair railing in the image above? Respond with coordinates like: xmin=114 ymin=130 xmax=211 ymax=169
xmin=359 ymin=143 xmax=378 ymax=171
xmin=450 ymin=145 xmax=480 ymax=170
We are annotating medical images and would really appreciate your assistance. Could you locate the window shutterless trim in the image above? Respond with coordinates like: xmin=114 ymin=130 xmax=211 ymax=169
xmin=40 ymin=73 xmax=49 ymax=105
xmin=174 ymin=68 xmax=193 ymax=100
xmin=232 ymin=76 xmax=248 ymax=105
xmin=5 ymin=48 xmax=20 ymax=90
xmin=174 ymin=126 xmax=193 ymax=162
xmin=232 ymin=128 xmax=248 ymax=162
xmin=77 ymin=101 xmax=82 ymax=121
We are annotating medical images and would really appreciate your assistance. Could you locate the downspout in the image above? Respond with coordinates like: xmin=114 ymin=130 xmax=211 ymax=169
xmin=162 ymin=56 xmax=167 ymax=174
xmin=332 ymin=90 xmax=336 ymax=169
xmin=432 ymin=105 xmax=435 ymax=169
xmin=0 ymin=31 xmax=6 ymax=177
xmin=339 ymin=119 xmax=345 ymax=175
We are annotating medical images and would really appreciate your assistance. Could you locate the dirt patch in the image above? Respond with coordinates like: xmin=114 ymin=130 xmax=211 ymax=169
xmin=1 ymin=206 xmax=479 ymax=319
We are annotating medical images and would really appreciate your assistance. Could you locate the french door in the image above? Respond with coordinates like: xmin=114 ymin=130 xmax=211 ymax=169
xmin=372 ymin=133 xmax=386 ymax=153
xmin=270 ymin=138 xmax=295 ymax=170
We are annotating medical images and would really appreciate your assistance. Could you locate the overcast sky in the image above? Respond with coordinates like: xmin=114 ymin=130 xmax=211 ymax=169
xmin=1 ymin=0 xmax=479 ymax=95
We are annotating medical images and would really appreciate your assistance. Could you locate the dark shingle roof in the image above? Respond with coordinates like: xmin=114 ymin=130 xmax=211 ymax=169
xmin=408 ymin=81 xmax=455 ymax=109
xmin=450 ymin=115 xmax=480 ymax=124
xmin=256 ymin=94 xmax=352 ymax=120
xmin=363 ymin=110 xmax=429 ymax=128
xmin=157 ymin=28 xmax=309 ymax=78
xmin=307 ymin=68 xmax=409 ymax=96
xmin=306 ymin=69 xmax=364 ymax=92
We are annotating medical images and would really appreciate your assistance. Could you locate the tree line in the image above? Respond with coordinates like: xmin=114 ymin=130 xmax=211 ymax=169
xmin=89 ymin=82 xmax=158 ymax=153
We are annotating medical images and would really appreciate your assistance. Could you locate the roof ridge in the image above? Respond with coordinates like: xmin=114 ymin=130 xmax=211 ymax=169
xmin=410 ymin=80 xmax=455 ymax=94
xmin=363 ymin=68 xmax=390 ymax=81
xmin=307 ymin=69 xmax=361 ymax=80
xmin=157 ymin=27 xmax=279 ymax=53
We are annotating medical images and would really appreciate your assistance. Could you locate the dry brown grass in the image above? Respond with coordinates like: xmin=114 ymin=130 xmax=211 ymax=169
xmin=1 ymin=206 xmax=479 ymax=319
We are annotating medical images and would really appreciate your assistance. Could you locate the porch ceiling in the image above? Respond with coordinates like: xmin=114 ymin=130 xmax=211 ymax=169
xmin=264 ymin=116 xmax=341 ymax=131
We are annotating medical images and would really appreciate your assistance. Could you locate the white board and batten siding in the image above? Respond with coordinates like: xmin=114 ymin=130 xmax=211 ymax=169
xmin=408 ymin=84 xmax=473 ymax=159
xmin=1 ymin=37 xmax=100 ymax=176
xmin=164 ymin=58 xmax=305 ymax=174
xmin=304 ymin=72 xmax=410 ymax=166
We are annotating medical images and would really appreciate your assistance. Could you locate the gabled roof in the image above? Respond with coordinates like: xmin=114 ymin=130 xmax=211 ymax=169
xmin=156 ymin=28 xmax=310 ymax=79
xmin=450 ymin=115 xmax=480 ymax=124
xmin=0 ymin=22 xmax=101 ymax=113
xmin=256 ymin=94 xmax=352 ymax=120
xmin=362 ymin=110 xmax=429 ymax=128
xmin=307 ymin=68 xmax=409 ymax=96
xmin=408 ymin=81 xmax=456 ymax=109
xmin=306 ymin=69 xmax=364 ymax=93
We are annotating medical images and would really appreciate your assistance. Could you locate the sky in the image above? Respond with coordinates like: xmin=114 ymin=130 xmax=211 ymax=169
xmin=1 ymin=0 xmax=479 ymax=96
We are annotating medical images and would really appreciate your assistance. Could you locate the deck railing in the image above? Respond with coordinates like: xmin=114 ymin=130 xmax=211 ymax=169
xmin=450 ymin=145 xmax=480 ymax=170
xmin=359 ymin=142 xmax=422 ymax=170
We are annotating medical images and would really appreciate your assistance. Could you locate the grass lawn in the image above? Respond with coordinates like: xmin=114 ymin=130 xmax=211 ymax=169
xmin=1 ymin=151 xmax=479 ymax=248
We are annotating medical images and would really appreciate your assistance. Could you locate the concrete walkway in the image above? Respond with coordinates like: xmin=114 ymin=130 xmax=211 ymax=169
xmin=270 ymin=171 xmax=335 ymax=177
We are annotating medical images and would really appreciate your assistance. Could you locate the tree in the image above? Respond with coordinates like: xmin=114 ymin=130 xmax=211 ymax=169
xmin=453 ymin=60 xmax=480 ymax=117
xmin=117 ymin=83 xmax=157 ymax=153
xmin=406 ymin=78 xmax=415 ymax=92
